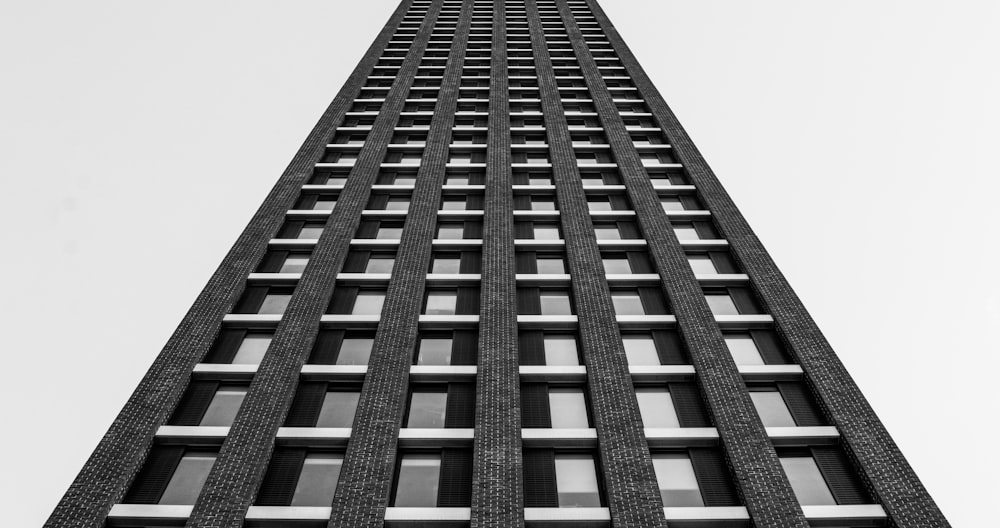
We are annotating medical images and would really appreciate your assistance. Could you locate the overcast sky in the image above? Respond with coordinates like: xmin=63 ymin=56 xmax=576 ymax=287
xmin=2 ymin=1 xmax=996 ymax=525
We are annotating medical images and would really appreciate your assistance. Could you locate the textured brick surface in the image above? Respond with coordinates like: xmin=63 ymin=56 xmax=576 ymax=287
xmin=557 ymin=1 xmax=811 ymax=527
xmin=526 ymin=2 xmax=669 ymax=527
xmin=584 ymin=0 xmax=950 ymax=526
xmin=42 ymin=3 xmax=414 ymax=527
xmin=470 ymin=2 xmax=524 ymax=527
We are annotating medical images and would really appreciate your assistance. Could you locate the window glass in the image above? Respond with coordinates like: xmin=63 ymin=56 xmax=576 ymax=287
xmin=660 ymin=198 xmax=684 ymax=211
xmin=431 ymin=257 xmax=461 ymax=274
xmin=280 ymin=255 xmax=310 ymax=273
xmin=352 ymin=293 xmax=385 ymax=315
xmin=539 ymin=293 xmax=572 ymax=315
xmin=705 ymin=294 xmax=739 ymax=316
xmin=750 ymin=390 xmax=796 ymax=427
xmin=531 ymin=198 xmax=556 ymax=211
xmin=687 ymin=256 xmax=716 ymax=275
xmin=291 ymin=454 xmax=343 ymax=506
xmin=555 ymin=455 xmax=601 ymax=507
xmin=200 ymin=388 xmax=247 ymax=427
xmin=394 ymin=455 xmax=441 ymax=507
xmin=231 ymin=334 xmax=272 ymax=364
xmin=602 ymin=258 xmax=631 ymax=274
xmin=417 ymin=338 xmax=453 ymax=365
xmin=407 ymin=391 xmax=448 ymax=428
xmin=673 ymin=226 xmax=698 ymax=240
xmin=317 ymin=392 xmax=361 ymax=427
xmin=635 ymin=388 xmax=679 ymax=428
xmin=299 ymin=226 xmax=324 ymax=239
xmin=440 ymin=198 xmax=467 ymax=210
xmin=593 ymin=226 xmax=621 ymax=240
xmin=588 ymin=199 xmax=613 ymax=211
xmin=385 ymin=198 xmax=410 ymax=211
xmin=337 ymin=338 xmax=373 ymax=366
xmin=780 ymin=456 xmax=837 ymax=505
xmin=446 ymin=175 xmax=469 ymax=185
xmin=549 ymin=389 xmax=589 ymax=428
xmin=158 ymin=454 xmax=216 ymax=504
xmin=314 ymin=198 xmax=337 ymax=210
xmin=258 ymin=293 xmax=292 ymax=314
xmin=376 ymin=227 xmax=403 ymax=239
xmin=536 ymin=258 xmax=566 ymax=274
xmin=724 ymin=335 xmax=764 ymax=365
xmin=611 ymin=293 xmax=644 ymax=315
xmin=543 ymin=336 xmax=579 ymax=366
xmin=365 ymin=257 xmax=395 ymax=274
xmin=533 ymin=226 xmax=560 ymax=240
xmin=424 ymin=293 xmax=457 ymax=315
xmin=437 ymin=225 xmax=465 ymax=239
xmin=623 ymin=337 xmax=660 ymax=366
xmin=652 ymin=454 xmax=703 ymax=507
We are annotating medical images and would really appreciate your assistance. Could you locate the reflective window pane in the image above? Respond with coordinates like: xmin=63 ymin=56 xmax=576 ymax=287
xmin=549 ymin=389 xmax=589 ymax=428
xmin=317 ymin=392 xmax=360 ymax=428
xmin=365 ymin=258 xmax=395 ymax=274
xmin=258 ymin=294 xmax=291 ymax=314
xmin=602 ymin=258 xmax=631 ymax=274
xmin=199 ymin=388 xmax=246 ymax=427
xmin=231 ymin=334 xmax=272 ymax=364
xmin=611 ymin=293 xmax=644 ymax=315
xmin=159 ymin=454 xmax=216 ymax=505
xmin=291 ymin=454 xmax=343 ymax=506
xmin=280 ymin=255 xmax=310 ymax=273
xmin=407 ymin=392 xmax=448 ymax=428
xmin=338 ymin=338 xmax=374 ymax=365
xmin=555 ymin=455 xmax=601 ymax=507
xmin=424 ymin=293 xmax=457 ymax=315
xmin=635 ymin=388 xmax=679 ymax=428
xmin=724 ymin=335 xmax=764 ymax=365
xmin=437 ymin=225 xmax=465 ymax=239
xmin=540 ymin=293 xmax=572 ymax=315
xmin=352 ymin=293 xmax=385 ymax=315
xmin=385 ymin=198 xmax=410 ymax=211
xmin=394 ymin=455 xmax=441 ymax=506
xmin=299 ymin=226 xmax=324 ymax=239
xmin=750 ymin=390 xmax=797 ymax=428
xmin=660 ymin=198 xmax=684 ymax=211
xmin=533 ymin=226 xmax=560 ymax=240
xmin=705 ymin=294 xmax=739 ymax=316
xmin=594 ymin=227 xmax=621 ymax=240
xmin=780 ymin=456 xmax=837 ymax=505
xmin=536 ymin=258 xmax=566 ymax=274
xmin=431 ymin=258 xmax=461 ymax=274
xmin=652 ymin=454 xmax=703 ymax=507
xmin=623 ymin=337 xmax=660 ymax=366
xmin=687 ymin=256 xmax=716 ymax=275
xmin=543 ymin=336 xmax=579 ymax=366
xmin=673 ymin=226 xmax=698 ymax=240
xmin=417 ymin=338 xmax=453 ymax=365
xmin=377 ymin=227 xmax=403 ymax=239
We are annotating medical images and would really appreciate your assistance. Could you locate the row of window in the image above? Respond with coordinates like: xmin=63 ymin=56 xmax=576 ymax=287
xmin=288 ymin=191 xmax=698 ymax=213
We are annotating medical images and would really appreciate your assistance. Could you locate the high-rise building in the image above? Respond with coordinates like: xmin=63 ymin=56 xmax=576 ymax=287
xmin=47 ymin=1 xmax=949 ymax=527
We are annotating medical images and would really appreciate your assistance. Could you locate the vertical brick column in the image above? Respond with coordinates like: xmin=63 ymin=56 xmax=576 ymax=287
xmin=184 ymin=2 xmax=441 ymax=526
xmin=326 ymin=2 xmax=472 ymax=526
xmin=583 ymin=1 xmax=952 ymax=526
xmin=555 ymin=2 xmax=811 ymax=527
xmin=42 ymin=3 xmax=415 ymax=528
xmin=470 ymin=1 xmax=523 ymax=527
xmin=524 ymin=2 xmax=668 ymax=527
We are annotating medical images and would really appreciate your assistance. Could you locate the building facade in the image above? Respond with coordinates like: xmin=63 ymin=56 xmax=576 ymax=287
xmin=47 ymin=1 xmax=949 ymax=527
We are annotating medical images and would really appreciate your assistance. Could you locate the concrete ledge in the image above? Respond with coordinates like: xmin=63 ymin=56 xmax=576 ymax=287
xmin=737 ymin=364 xmax=803 ymax=380
xmin=801 ymin=504 xmax=887 ymax=526
xmin=627 ymin=365 xmax=697 ymax=381
xmin=397 ymin=428 xmax=475 ymax=447
xmin=107 ymin=504 xmax=192 ymax=525
xmin=410 ymin=365 xmax=477 ymax=380
xmin=300 ymin=365 xmax=367 ymax=380
xmin=155 ymin=426 xmax=229 ymax=444
xmin=519 ymin=365 xmax=588 ymax=381
xmin=276 ymin=427 xmax=351 ymax=447
xmin=525 ymin=507 xmax=609 ymax=527
xmin=645 ymin=427 xmax=720 ymax=447
xmin=522 ymin=428 xmax=598 ymax=447
xmin=767 ymin=426 xmax=840 ymax=445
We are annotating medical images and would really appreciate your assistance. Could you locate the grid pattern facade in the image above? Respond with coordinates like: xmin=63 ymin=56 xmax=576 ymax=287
xmin=47 ymin=1 xmax=949 ymax=528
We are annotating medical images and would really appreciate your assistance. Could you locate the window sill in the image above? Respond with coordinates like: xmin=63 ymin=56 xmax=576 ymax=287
xmin=626 ymin=365 xmax=697 ymax=381
xmin=767 ymin=426 xmax=840 ymax=445
xmin=107 ymin=504 xmax=191 ymax=524
xmin=519 ymin=365 xmax=588 ymax=381
xmin=645 ymin=427 xmax=719 ymax=447
xmin=801 ymin=504 xmax=887 ymax=526
xmin=522 ymin=428 xmax=598 ymax=447
xmin=736 ymin=364 xmax=804 ymax=380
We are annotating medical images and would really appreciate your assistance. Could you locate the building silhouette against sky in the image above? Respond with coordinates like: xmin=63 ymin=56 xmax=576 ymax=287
xmin=47 ymin=1 xmax=949 ymax=527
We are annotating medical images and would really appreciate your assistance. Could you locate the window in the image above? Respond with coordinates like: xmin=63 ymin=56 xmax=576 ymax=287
xmin=539 ymin=292 xmax=572 ymax=315
xmin=353 ymin=292 xmax=385 ymax=315
xmin=622 ymin=336 xmax=660 ymax=365
xmin=431 ymin=255 xmax=461 ymax=274
xmin=555 ymin=455 xmax=601 ymax=507
xmin=533 ymin=225 xmax=561 ymax=240
xmin=687 ymin=255 xmax=716 ymax=275
xmin=158 ymin=453 xmax=216 ymax=504
xmin=394 ymin=455 xmax=441 ymax=506
xmin=377 ymin=226 xmax=403 ymax=239
xmin=780 ymin=456 xmax=837 ymax=505
xmin=291 ymin=454 xmax=344 ymax=506
xmin=660 ymin=197 xmax=685 ymax=211
xmin=437 ymin=223 xmax=465 ymax=239
xmin=543 ymin=336 xmax=579 ymax=365
xmin=602 ymin=258 xmax=631 ymax=274
xmin=724 ymin=334 xmax=764 ymax=365
xmin=424 ymin=292 xmax=457 ymax=315
xmin=530 ymin=197 xmax=557 ymax=211
xmin=317 ymin=391 xmax=361 ymax=427
xmin=611 ymin=292 xmax=645 ymax=315
xmin=279 ymin=254 xmax=309 ymax=273
xmin=259 ymin=292 xmax=291 ymax=314
xmin=635 ymin=388 xmax=679 ymax=428
xmin=536 ymin=256 xmax=566 ymax=274
xmin=593 ymin=226 xmax=621 ymax=240
xmin=231 ymin=333 xmax=272 ymax=364
xmin=705 ymin=293 xmax=739 ymax=316
xmin=749 ymin=389 xmax=797 ymax=427
xmin=365 ymin=256 xmax=395 ymax=273
xmin=385 ymin=197 xmax=410 ymax=210
xmin=200 ymin=387 xmax=247 ymax=426
xmin=416 ymin=337 xmax=453 ymax=365
xmin=407 ymin=390 xmax=448 ymax=428
xmin=548 ymin=388 xmax=590 ymax=428
xmin=652 ymin=454 xmax=703 ymax=507
xmin=234 ymin=286 xmax=295 ymax=315
xmin=337 ymin=337 xmax=374 ymax=365
xmin=673 ymin=226 xmax=699 ymax=240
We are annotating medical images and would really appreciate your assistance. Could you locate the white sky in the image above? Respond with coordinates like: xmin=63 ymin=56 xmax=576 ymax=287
xmin=1 ymin=1 xmax=996 ymax=525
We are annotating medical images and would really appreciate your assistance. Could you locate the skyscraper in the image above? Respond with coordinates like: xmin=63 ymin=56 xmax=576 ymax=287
xmin=47 ymin=0 xmax=949 ymax=527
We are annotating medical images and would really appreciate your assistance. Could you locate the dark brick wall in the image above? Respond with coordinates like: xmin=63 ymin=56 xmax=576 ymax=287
xmin=470 ymin=1 xmax=523 ymax=527
xmin=526 ymin=1 xmax=669 ymax=527
xmin=43 ymin=2 xmax=415 ymax=527
xmin=557 ymin=1 xmax=812 ymax=527
xmin=584 ymin=0 xmax=950 ymax=526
